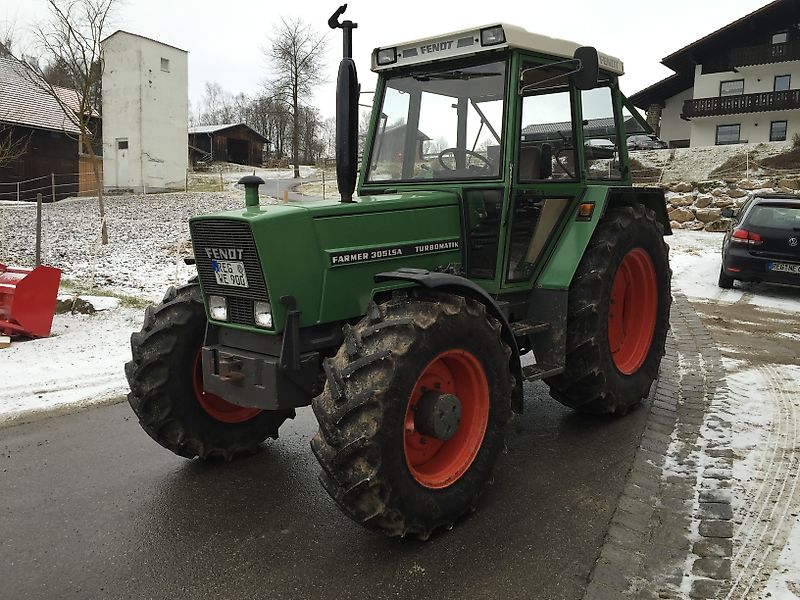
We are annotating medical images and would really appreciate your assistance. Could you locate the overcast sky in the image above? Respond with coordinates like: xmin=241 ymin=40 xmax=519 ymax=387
xmin=2 ymin=0 xmax=774 ymax=118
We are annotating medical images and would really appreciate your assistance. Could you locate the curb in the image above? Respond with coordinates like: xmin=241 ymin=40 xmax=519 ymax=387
xmin=0 ymin=396 xmax=127 ymax=430
xmin=584 ymin=294 xmax=732 ymax=599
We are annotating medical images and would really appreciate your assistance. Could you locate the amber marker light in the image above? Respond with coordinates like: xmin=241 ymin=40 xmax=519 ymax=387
xmin=577 ymin=202 xmax=595 ymax=220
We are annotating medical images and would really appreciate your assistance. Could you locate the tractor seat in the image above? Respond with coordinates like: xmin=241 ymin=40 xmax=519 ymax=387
xmin=518 ymin=145 xmax=542 ymax=181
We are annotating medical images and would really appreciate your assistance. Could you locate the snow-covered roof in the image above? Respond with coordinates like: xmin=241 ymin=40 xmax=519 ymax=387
xmin=0 ymin=54 xmax=81 ymax=134
xmin=189 ymin=123 xmax=270 ymax=143
xmin=372 ymin=23 xmax=623 ymax=76
xmin=189 ymin=123 xmax=239 ymax=135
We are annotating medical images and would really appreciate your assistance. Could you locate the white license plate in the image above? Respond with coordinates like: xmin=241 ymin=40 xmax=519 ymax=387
xmin=768 ymin=262 xmax=800 ymax=274
xmin=212 ymin=260 xmax=249 ymax=287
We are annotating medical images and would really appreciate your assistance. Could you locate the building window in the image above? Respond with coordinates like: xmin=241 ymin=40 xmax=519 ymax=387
xmin=716 ymin=124 xmax=741 ymax=145
xmin=774 ymin=75 xmax=791 ymax=92
xmin=117 ymin=139 xmax=128 ymax=150
xmin=720 ymin=79 xmax=744 ymax=97
xmin=161 ymin=57 xmax=170 ymax=72
xmin=772 ymin=32 xmax=788 ymax=45
xmin=770 ymin=121 xmax=788 ymax=142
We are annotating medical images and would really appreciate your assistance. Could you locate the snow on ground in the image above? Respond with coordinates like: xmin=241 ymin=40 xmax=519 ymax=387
xmin=667 ymin=229 xmax=800 ymax=312
xmin=0 ymin=306 xmax=142 ymax=425
xmin=189 ymin=164 xmax=320 ymax=192
xmin=1 ymin=191 xmax=245 ymax=301
xmin=632 ymin=140 xmax=792 ymax=183
xmin=763 ymin=516 xmax=800 ymax=599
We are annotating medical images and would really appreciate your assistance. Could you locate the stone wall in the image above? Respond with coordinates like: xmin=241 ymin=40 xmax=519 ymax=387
xmin=663 ymin=176 xmax=800 ymax=232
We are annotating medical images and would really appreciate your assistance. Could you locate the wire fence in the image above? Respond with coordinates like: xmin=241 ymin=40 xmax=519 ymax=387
xmin=0 ymin=172 xmax=103 ymax=203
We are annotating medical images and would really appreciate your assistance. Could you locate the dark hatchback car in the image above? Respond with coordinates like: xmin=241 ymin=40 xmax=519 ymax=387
xmin=627 ymin=134 xmax=668 ymax=150
xmin=719 ymin=194 xmax=800 ymax=289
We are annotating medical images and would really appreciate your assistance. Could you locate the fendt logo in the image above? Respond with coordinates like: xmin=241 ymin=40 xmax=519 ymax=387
xmin=790 ymin=237 xmax=798 ymax=248
xmin=205 ymin=247 xmax=244 ymax=260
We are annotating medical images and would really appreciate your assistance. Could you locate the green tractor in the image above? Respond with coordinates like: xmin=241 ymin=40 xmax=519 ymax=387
xmin=125 ymin=6 xmax=671 ymax=539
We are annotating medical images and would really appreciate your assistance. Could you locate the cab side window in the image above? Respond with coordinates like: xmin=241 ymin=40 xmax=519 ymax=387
xmin=519 ymin=62 xmax=576 ymax=181
xmin=581 ymin=87 xmax=622 ymax=180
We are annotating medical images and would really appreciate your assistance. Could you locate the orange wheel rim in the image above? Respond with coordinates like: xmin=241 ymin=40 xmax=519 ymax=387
xmin=193 ymin=350 xmax=262 ymax=424
xmin=403 ymin=349 xmax=489 ymax=489
xmin=608 ymin=248 xmax=658 ymax=375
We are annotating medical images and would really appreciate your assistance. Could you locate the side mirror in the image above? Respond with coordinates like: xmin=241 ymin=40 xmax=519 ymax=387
xmin=572 ymin=46 xmax=599 ymax=91
xmin=539 ymin=144 xmax=553 ymax=179
xmin=721 ymin=208 xmax=735 ymax=219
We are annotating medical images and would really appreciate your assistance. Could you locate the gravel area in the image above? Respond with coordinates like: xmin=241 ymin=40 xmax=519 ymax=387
xmin=0 ymin=192 xmax=250 ymax=301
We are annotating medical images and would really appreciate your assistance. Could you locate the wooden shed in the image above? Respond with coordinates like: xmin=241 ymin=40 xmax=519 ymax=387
xmin=188 ymin=123 xmax=270 ymax=167
xmin=0 ymin=54 xmax=81 ymax=201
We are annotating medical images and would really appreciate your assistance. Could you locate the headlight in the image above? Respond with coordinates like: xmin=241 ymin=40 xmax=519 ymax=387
xmin=480 ymin=26 xmax=505 ymax=46
xmin=208 ymin=295 xmax=228 ymax=321
xmin=254 ymin=301 xmax=273 ymax=329
xmin=376 ymin=47 xmax=397 ymax=65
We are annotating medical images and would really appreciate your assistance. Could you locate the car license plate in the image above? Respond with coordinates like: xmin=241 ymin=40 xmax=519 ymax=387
xmin=212 ymin=260 xmax=249 ymax=287
xmin=768 ymin=262 xmax=800 ymax=274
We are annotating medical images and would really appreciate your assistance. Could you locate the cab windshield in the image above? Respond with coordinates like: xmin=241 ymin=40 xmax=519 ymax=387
xmin=366 ymin=59 xmax=507 ymax=183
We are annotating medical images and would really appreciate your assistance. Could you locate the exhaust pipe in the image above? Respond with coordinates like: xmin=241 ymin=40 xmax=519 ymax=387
xmin=328 ymin=4 xmax=358 ymax=203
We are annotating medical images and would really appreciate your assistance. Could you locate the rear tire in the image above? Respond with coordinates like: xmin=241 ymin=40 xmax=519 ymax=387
xmin=311 ymin=293 xmax=512 ymax=539
xmin=718 ymin=266 xmax=735 ymax=289
xmin=125 ymin=284 xmax=294 ymax=460
xmin=546 ymin=204 xmax=671 ymax=415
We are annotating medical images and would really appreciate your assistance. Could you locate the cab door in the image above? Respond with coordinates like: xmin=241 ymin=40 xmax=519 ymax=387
xmin=502 ymin=58 xmax=583 ymax=290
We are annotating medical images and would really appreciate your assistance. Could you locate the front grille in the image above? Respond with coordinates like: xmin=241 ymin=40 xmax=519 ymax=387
xmin=227 ymin=296 xmax=255 ymax=325
xmin=190 ymin=219 xmax=268 ymax=326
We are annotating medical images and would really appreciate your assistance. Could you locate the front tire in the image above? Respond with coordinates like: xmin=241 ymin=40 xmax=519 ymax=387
xmin=311 ymin=293 xmax=512 ymax=539
xmin=546 ymin=203 xmax=671 ymax=415
xmin=125 ymin=284 xmax=294 ymax=460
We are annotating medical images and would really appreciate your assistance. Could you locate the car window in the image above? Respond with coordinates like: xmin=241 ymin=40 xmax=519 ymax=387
xmin=745 ymin=203 xmax=800 ymax=228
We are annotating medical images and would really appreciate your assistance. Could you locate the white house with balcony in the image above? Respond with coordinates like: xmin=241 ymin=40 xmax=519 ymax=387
xmin=631 ymin=0 xmax=800 ymax=148
xmin=101 ymin=31 xmax=188 ymax=192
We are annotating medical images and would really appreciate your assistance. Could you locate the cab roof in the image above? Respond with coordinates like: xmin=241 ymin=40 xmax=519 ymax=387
xmin=371 ymin=23 xmax=624 ymax=76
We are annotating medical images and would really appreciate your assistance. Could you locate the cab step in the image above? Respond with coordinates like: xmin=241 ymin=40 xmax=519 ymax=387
xmin=521 ymin=364 xmax=564 ymax=382
xmin=510 ymin=320 xmax=550 ymax=337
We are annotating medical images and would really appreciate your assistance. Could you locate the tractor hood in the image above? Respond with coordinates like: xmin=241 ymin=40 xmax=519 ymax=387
xmin=189 ymin=190 xmax=463 ymax=333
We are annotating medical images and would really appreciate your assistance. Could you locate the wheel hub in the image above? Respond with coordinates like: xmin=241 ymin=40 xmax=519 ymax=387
xmin=403 ymin=349 xmax=490 ymax=489
xmin=414 ymin=391 xmax=462 ymax=441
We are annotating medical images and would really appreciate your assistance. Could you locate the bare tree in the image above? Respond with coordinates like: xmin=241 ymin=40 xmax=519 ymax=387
xmin=264 ymin=17 xmax=327 ymax=178
xmin=0 ymin=20 xmax=18 ymax=56
xmin=0 ymin=124 xmax=30 ymax=168
xmin=28 ymin=0 xmax=115 ymax=244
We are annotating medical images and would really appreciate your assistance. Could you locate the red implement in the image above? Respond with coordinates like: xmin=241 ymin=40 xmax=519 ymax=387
xmin=0 ymin=263 xmax=62 ymax=338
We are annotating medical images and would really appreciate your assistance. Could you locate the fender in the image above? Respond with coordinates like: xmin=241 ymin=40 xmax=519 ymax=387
xmin=606 ymin=187 xmax=673 ymax=235
xmin=374 ymin=268 xmax=524 ymax=413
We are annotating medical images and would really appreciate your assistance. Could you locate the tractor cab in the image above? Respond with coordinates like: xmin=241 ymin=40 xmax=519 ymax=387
xmin=358 ymin=23 xmax=652 ymax=291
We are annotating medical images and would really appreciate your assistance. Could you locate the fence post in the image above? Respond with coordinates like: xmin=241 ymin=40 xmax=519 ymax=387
xmin=51 ymin=173 xmax=56 ymax=203
xmin=36 ymin=193 xmax=43 ymax=266
xmin=16 ymin=181 xmax=20 ymax=203
xmin=219 ymin=172 xmax=223 ymax=192
xmin=322 ymin=170 xmax=326 ymax=200
xmin=185 ymin=169 xmax=189 ymax=192
xmin=746 ymin=149 xmax=750 ymax=181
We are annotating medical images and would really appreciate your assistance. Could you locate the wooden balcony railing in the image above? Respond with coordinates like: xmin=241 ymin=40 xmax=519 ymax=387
xmin=683 ymin=89 xmax=800 ymax=118
xmin=731 ymin=40 xmax=800 ymax=68
xmin=703 ymin=40 xmax=800 ymax=72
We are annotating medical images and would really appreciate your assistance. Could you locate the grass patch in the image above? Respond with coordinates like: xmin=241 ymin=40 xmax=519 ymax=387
xmin=59 ymin=278 xmax=151 ymax=308
xmin=709 ymin=153 xmax=750 ymax=178
xmin=630 ymin=158 xmax=661 ymax=182
xmin=759 ymin=146 xmax=800 ymax=171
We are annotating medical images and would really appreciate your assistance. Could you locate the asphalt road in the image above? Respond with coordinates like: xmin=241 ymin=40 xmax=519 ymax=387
xmin=1 ymin=382 xmax=650 ymax=600
xmin=258 ymin=176 xmax=315 ymax=203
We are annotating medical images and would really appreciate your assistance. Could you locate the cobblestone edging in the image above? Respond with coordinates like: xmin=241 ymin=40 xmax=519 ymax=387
xmin=584 ymin=294 xmax=733 ymax=600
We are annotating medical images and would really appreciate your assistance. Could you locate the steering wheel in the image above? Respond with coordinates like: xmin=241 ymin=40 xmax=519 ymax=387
xmin=437 ymin=148 xmax=492 ymax=172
